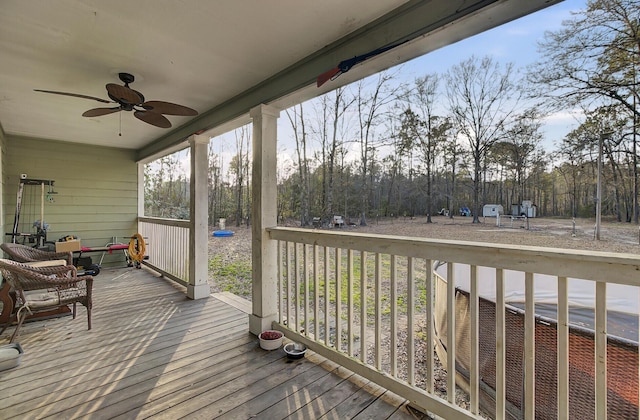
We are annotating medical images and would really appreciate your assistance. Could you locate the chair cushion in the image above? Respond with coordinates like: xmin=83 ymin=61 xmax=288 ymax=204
xmin=23 ymin=289 xmax=60 ymax=307
xmin=24 ymin=260 xmax=67 ymax=268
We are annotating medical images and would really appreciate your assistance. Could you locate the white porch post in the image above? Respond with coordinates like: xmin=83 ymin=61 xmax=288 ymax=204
xmin=249 ymin=104 xmax=280 ymax=335
xmin=187 ymin=134 xmax=210 ymax=300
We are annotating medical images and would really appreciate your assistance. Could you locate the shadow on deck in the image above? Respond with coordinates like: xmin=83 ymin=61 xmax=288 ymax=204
xmin=0 ymin=266 xmax=431 ymax=419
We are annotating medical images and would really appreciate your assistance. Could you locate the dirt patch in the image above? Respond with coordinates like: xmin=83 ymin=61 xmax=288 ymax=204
xmin=208 ymin=216 xmax=640 ymax=297
xmin=208 ymin=225 xmax=253 ymax=297
xmin=353 ymin=216 xmax=640 ymax=253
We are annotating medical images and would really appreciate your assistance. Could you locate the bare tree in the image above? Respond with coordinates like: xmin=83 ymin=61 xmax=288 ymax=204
xmin=207 ymin=142 xmax=222 ymax=224
xmin=496 ymin=109 xmax=544 ymax=206
xmin=313 ymin=87 xmax=355 ymax=221
xmin=143 ymin=151 xmax=190 ymax=219
xmin=530 ymin=0 xmax=639 ymax=119
xmin=355 ymin=71 xmax=401 ymax=226
xmin=286 ymin=104 xmax=311 ymax=226
xmin=446 ymin=56 xmax=520 ymax=223
xmin=441 ymin=132 xmax=466 ymax=219
xmin=531 ymin=0 xmax=640 ymax=222
xmin=409 ymin=74 xmax=451 ymax=222
xmin=230 ymin=126 xmax=250 ymax=227
xmin=381 ymin=109 xmax=408 ymax=217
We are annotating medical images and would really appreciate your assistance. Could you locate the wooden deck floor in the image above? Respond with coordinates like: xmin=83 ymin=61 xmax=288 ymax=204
xmin=0 ymin=267 xmax=430 ymax=419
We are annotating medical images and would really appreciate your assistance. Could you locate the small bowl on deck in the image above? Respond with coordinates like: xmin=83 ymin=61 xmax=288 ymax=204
xmin=283 ymin=342 xmax=307 ymax=359
xmin=258 ymin=330 xmax=284 ymax=350
xmin=0 ymin=343 xmax=23 ymax=371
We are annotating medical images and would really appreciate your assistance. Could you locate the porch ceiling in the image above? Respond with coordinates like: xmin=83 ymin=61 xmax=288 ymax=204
xmin=0 ymin=0 xmax=561 ymax=157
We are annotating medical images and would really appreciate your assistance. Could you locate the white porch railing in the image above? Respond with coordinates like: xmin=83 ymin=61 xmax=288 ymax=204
xmin=138 ymin=217 xmax=190 ymax=285
xmin=268 ymin=227 xmax=640 ymax=420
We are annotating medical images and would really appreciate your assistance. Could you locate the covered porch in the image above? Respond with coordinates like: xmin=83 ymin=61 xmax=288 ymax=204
xmin=3 ymin=1 xmax=637 ymax=419
xmin=0 ymin=266 xmax=425 ymax=419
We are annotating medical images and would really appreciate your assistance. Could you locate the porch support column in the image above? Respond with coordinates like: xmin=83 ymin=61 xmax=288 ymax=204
xmin=187 ymin=134 xmax=210 ymax=300
xmin=249 ymin=104 xmax=280 ymax=335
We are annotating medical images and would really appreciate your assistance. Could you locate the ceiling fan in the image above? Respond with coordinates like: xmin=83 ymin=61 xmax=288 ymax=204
xmin=35 ymin=72 xmax=198 ymax=128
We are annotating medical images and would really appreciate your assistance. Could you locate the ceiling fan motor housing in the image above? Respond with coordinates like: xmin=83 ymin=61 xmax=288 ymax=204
xmin=118 ymin=72 xmax=135 ymax=85
xmin=106 ymin=83 xmax=144 ymax=106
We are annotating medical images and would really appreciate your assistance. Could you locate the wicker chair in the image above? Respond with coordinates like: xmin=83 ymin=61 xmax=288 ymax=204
xmin=1 ymin=242 xmax=73 ymax=265
xmin=0 ymin=259 xmax=92 ymax=343
xmin=0 ymin=243 xmax=73 ymax=329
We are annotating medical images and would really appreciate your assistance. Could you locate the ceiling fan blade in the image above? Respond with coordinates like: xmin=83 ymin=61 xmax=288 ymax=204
xmin=34 ymin=89 xmax=111 ymax=103
xmin=106 ymin=83 xmax=144 ymax=105
xmin=134 ymin=110 xmax=172 ymax=128
xmin=142 ymin=101 xmax=198 ymax=116
xmin=82 ymin=107 xmax=122 ymax=117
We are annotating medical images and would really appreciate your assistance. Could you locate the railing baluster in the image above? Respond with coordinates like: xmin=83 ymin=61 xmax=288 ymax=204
xmin=595 ymin=281 xmax=607 ymax=419
xmin=169 ymin=226 xmax=172 ymax=275
xmin=375 ymin=252 xmax=382 ymax=369
xmin=558 ymin=276 xmax=569 ymax=420
xmin=348 ymin=249 xmax=354 ymax=357
xmin=470 ymin=265 xmax=479 ymax=413
xmin=172 ymin=225 xmax=176 ymax=273
xmin=408 ymin=257 xmax=415 ymax=385
xmin=314 ymin=245 xmax=319 ymax=341
xmin=171 ymin=226 xmax=174 ymax=274
xmin=286 ymin=241 xmax=291 ymax=329
xmin=278 ymin=240 xmax=284 ymax=324
xmin=294 ymin=243 xmax=299 ymax=332
xmin=361 ymin=250 xmax=368 ymax=363
xmin=303 ymin=244 xmax=309 ymax=337
xmin=446 ymin=262 xmax=456 ymax=404
xmin=425 ymin=259 xmax=434 ymax=393
xmin=167 ymin=225 xmax=171 ymax=273
xmin=335 ymin=247 xmax=342 ymax=351
xmin=524 ymin=271 xmax=535 ymax=420
xmin=160 ymin=224 xmax=165 ymax=270
xmin=166 ymin=226 xmax=170 ymax=273
xmin=324 ymin=246 xmax=330 ymax=346
xmin=391 ymin=255 xmax=398 ymax=377
xmin=496 ymin=268 xmax=505 ymax=420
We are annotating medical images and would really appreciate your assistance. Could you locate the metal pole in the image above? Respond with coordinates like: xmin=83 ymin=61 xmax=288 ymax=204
xmin=40 ymin=182 xmax=45 ymax=248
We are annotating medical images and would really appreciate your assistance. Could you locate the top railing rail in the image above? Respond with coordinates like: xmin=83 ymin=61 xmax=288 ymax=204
xmin=267 ymin=227 xmax=640 ymax=285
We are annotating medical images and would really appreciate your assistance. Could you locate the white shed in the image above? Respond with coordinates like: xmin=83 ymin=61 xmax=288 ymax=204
xmin=482 ymin=204 xmax=504 ymax=217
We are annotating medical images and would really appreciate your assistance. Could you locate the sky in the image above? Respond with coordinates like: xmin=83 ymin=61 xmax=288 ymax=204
xmin=402 ymin=0 xmax=583 ymax=75
xmin=202 ymin=0 xmax=588 ymax=177
xmin=396 ymin=0 xmax=586 ymax=149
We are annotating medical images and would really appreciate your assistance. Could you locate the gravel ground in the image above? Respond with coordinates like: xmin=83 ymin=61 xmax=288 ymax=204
xmin=353 ymin=215 xmax=640 ymax=253
xmin=209 ymin=217 xmax=640 ymax=270
xmin=207 ymin=216 xmax=639 ymax=417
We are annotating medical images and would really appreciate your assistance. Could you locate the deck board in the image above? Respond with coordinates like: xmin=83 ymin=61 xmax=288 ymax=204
xmin=318 ymin=376 xmax=386 ymax=419
xmin=0 ymin=267 xmax=431 ymax=419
